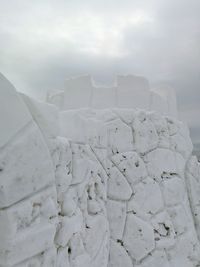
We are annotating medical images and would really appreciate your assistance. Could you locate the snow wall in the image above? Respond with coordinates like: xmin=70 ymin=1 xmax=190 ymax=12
xmin=1 ymin=73 xmax=200 ymax=267
xmin=47 ymin=75 xmax=178 ymax=118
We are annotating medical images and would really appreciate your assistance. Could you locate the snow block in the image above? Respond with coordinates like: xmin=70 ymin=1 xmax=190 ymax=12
xmin=0 ymin=73 xmax=32 ymax=148
xmin=127 ymin=177 xmax=164 ymax=219
xmin=91 ymin=87 xmax=117 ymax=108
xmin=109 ymin=240 xmax=132 ymax=267
xmin=0 ymin=122 xmax=55 ymax=208
xmin=107 ymin=166 xmax=132 ymax=201
xmin=64 ymin=75 xmax=93 ymax=109
xmin=105 ymin=118 xmax=134 ymax=155
xmin=47 ymin=75 xmax=178 ymax=119
xmin=123 ymin=214 xmax=155 ymax=261
xmin=144 ymin=148 xmax=185 ymax=181
xmin=50 ymin=137 xmax=72 ymax=202
xmin=107 ymin=199 xmax=126 ymax=240
xmin=0 ymin=186 xmax=57 ymax=245
xmin=0 ymin=222 xmax=56 ymax=266
xmin=47 ymin=90 xmax=65 ymax=110
xmin=112 ymin=151 xmax=147 ymax=189
xmin=186 ymin=156 xmax=200 ymax=240
xmin=132 ymin=111 xmax=159 ymax=154
xmin=22 ymin=94 xmax=60 ymax=139
xmin=13 ymin=248 xmax=57 ymax=267
xmin=60 ymin=110 xmax=107 ymax=148
xmin=0 ymin=186 xmax=57 ymax=266
xmin=116 ymin=75 xmax=150 ymax=109
xmin=152 ymin=85 xmax=178 ymax=118
xmin=149 ymin=91 xmax=168 ymax=116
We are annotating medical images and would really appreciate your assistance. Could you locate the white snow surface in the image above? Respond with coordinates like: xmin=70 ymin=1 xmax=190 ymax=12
xmin=0 ymin=74 xmax=200 ymax=267
xmin=47 ymin=74 xmax=178 ymax=118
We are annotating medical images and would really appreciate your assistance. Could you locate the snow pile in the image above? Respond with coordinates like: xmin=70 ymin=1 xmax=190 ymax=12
xmin=0 ymin=73 xmax=200 ymax=267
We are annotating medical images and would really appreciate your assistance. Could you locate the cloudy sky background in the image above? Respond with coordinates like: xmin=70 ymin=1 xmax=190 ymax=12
xmin=0 ymin=0 xmax=199 ymax=144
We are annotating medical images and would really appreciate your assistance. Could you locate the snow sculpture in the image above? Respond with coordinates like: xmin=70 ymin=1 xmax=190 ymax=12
xmin=0 ymin=73 xmax=32 ymax=148
xmin=91 ymin=86 xmax=117 ymax=108
xmin=0 ymin=73 xmax=199 ymax=267
xmin=60 ymin=109 xmax=199 ymax=267
xmin=64 ymin=75 xmax=93 ymax=109
xmin=22 ymin=96 xmax=110 ymax=267
xmin=186 ymin=156 xmax=200 ymax=239
xmin=116 ymin=74 xmax=150 ymax=109
xmin=0 ymin=75 xmax=57 ymax=266
xmin=151 ymin=85 xmax=178 ymax=118
xmin=47 ymin=74 xmax=178 ymax=118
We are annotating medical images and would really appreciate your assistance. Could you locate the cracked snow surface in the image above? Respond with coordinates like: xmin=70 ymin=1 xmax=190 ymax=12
xmin=1 ymin=91 xmax=200 ymax=267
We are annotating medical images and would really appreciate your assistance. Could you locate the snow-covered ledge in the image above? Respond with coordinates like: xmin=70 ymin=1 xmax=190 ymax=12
xmin=0 ymin=73 xmax=200 ymax=267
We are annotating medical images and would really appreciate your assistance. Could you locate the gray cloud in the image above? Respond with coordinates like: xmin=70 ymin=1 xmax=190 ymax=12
xmin=0 ymin=0 xmax=199 ymax=143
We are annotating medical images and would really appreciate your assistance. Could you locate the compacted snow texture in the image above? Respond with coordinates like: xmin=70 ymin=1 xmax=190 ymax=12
xmin=0 ymin=73 xmax=200 ymax=267
xmin=47 ymin=74 xmax=178 ymax=118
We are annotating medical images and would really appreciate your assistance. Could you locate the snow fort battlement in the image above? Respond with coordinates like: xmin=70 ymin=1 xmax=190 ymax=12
xmin=47 ymin=74 xmax=178 ymax=118
xmin=0 ymin=73 xmax=200 ymax=267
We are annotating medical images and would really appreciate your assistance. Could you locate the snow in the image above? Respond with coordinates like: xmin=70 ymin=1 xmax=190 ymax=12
xmin=21 ymin=93 xmax=60 ymax=139
xmin=149 ymin=91 xmax=169 ymax=116
xmin=127 ymin=177 xmax=164 ymax=219
xmin=91 ymin=86 xmax=117 ymax=108
xmin=0 ymin=74 xmax=200 ymax=267
xmin=47 ymin=74 xmax=178 ymax=118
xmin=123 ymin=214 xmax=155 ymax=261
xmin=112 ymin=151 xmax=148 ymax=188
xmin=107 ymin=165 xmax=132 ymax=201
xmin=109 ymin=239 xmax=133 ymax=267
xmin=154 ymin=85 xmax=178 ymax=118
xmin=58 ymin=108 xmax=199 ymax=267
xmin=0 ymin=122 xmax=55 ymax=208
xmin=116 ymin=74 xmax=150 ymax=109
xmin=0 ymin=73 xmax=32 ymax=148
xmin=107 ymin=199 xmax=127 ymax=240
xmin=64 ymin=75 xmax=93 ymax=109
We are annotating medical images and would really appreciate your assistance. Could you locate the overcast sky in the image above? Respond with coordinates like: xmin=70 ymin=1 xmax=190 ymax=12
xmin=0 ymin=0 xmax=199 ymax=143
